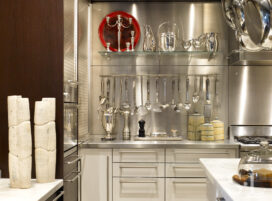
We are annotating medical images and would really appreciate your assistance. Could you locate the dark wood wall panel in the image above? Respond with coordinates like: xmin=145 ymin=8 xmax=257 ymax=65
xmin=0 ymin=0 xmax=64 ymax=178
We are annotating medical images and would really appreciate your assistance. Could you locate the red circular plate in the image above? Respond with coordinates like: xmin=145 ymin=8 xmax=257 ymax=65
xmin=99 ymin=11 xmax=141 ymax=52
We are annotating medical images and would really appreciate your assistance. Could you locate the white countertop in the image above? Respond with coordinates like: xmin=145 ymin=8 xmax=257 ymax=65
xmin=0 ymin=179 xmax=63 ymax=201
xmin=200 ymin=158 xmax=272 ymax=201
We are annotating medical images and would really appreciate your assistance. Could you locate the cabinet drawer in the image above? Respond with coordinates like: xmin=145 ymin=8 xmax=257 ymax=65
xmin=166 ymin=149 xmax=236 ymax=163
xmin=166 ymin=163 xmax=205 ymax=178
xmin=166 ymin=178 xmax=208 ymax=201
xmin=113 ymin=178 xmax=164 ymax=201
xmin=113 ymin=163 xmax=164 ymax=177
xmin=113 ymin=149 xmax=164 ymax=163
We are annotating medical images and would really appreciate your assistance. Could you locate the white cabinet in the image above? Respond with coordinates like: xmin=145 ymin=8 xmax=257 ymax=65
xmin=113 ymin=163 xmax=164 ymax=177
xmin=166 ymin=149 xmax=237 ymax=163
xmin=113 ymin=149 xmax=164 ymax=163
xmin=113 ymin=178 xmax=164 ymax=201
xmin=80 ymin=149 xmax=112 ymax=201
xmin=166 ymin=178 xmax=208 ymax=201
xmin=80 ymin=147 xmax=237 ymax=201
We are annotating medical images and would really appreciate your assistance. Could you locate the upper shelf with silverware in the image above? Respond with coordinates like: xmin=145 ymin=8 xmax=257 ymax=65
xmin=98 ymin=11 xmax=220 ymax=59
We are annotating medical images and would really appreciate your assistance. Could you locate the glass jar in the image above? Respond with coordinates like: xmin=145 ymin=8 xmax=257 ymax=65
xmin=234 ymin=141 xmax=272 ymax=188
xmin=158 ymin=22 xmax=180 ymax=52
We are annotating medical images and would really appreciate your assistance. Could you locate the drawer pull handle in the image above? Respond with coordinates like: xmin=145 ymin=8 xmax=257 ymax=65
xmin=64 ymin=172 xmax=81 ymax=182
xmin=174 ymin=152 xmax=229 ymax=155
xmin=216 ymin=198 xmax=226 ymax=201
xmin=173 ymin=166 xmax=200 ymax=169
xmin=173 ymin=181 xmax=205 ymax=184
xmin=119 ymin=151 xmax=158 ymax=154
xmin=65 ymin=155 xmax=82 ymax=165
xmin=120 ymin=166 xmax=158 ymax=169
xmin=120 ymin=180 xmax=157 ymax=184
xmin=52 ymin=191 xmax=64 ymax=201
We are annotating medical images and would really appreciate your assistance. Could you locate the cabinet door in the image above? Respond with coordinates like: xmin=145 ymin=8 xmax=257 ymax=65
xmin=166 ymin=178 xmax=208 ymax=201
xmin=80 ymin=149 xmax=112 ymax=201
xmin=113 ymin=178 xmax=164 ymax=201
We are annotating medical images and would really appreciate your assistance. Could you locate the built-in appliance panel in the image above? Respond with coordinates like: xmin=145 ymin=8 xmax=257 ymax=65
xmin=229 ymin=66 xmax=272 ymax=125
xmin=88 ymin=2 xmax=229 ymax=139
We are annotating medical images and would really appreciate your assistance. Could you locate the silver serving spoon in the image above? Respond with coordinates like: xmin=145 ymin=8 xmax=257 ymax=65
xmin=145 ymin=78 xmax=152 ymax=111
xmin=160 ymin=78 xmax=169 ymax=110
xmin=192 ymin=76 xmax=200 ymax=103
xmin=130 ymin=80 xmax=138 ymax=115
xmin=170 ymin=79 xmax=176 ymax=110
xmin=174 ymin=78 xmax=183 ymax=112
xmin=152 ymin=78 xmax=162 ymax=112
xmin=137 ymin=76 xmax=148 ymax=116
xmin=183 ymin=77 xmax=191 ymax=111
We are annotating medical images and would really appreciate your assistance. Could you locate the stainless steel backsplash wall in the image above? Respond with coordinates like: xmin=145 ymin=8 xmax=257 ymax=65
xmin=88 ymin=2 xmax=229 ymax=138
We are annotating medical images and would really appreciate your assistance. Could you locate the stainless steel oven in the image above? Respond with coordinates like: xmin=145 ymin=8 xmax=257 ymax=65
xmin=230 ymin=126 xmax=272 ymax=157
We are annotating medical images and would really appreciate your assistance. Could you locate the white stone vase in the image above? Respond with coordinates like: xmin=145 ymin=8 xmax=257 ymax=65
xmin=8 ymin=95 xmax=32 ymax=189
xmin=34 ymin=98 xmax=56 ymax=183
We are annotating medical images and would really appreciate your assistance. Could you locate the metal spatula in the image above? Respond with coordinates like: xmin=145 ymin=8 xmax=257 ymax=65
xmin=204 ymin=77 xmax=211 ymax=122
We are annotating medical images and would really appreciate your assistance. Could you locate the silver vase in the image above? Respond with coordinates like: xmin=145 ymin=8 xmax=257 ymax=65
xmin=143 ymin=25 xmax=156 ymax=51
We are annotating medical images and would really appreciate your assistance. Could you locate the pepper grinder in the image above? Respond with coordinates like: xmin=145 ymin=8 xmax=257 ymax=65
xmin=122 ymin=110 xmax=130 ymax=140
xmin=138 ymin=120 xmax=145 ymax=137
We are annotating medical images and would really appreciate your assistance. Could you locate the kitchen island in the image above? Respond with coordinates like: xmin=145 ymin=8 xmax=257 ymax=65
xmin=0 ymin=179 xmax=63 ymax=201
xmin=200 ymin=158 xmax=272 ymax=201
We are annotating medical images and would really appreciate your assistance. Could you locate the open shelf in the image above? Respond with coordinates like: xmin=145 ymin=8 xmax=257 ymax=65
xmin=228 ymin=50 xmax=272 ymax=66
xmin=99 ymin=50 xmax=218 ymax=58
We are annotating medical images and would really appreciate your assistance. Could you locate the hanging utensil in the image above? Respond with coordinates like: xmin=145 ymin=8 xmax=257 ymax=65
xmin=152 ymin=78 xmax=162 ymax=112
xmin=113 ymin=77 xmax=119 ymax=113
xmin=170 ymin=79 xmax=176 ymax=110
xmin=145 ymin=77 xmax=152 ymax=111
xmin=204 ymin=77 xmax=212 ymax=122
xmin=122 ymin=77 xmax=130 ymax=109
xmin=130 ymin=79 xmax=138 ymax=115
xmin=160 ymin=78 xmax=169 ymax=110
xmin=137 ymin=76 xmax=148 ymax=116
xmin=192 ymin=76 xmax=200 ymax=103
xmin=99 ymin=77 xmax=106 ymax=105
xmin=183 ymin=77 xmax=191 ymax=111
xmin=118 ymin=78 xmax=123 ymax=113
xmin=213 ymin=77 xmax=220 ymax=120
xmin=174 ymin=77 xmax=183 ymax=112
xmin=106 ymin=78 xmax=114 ymax=113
